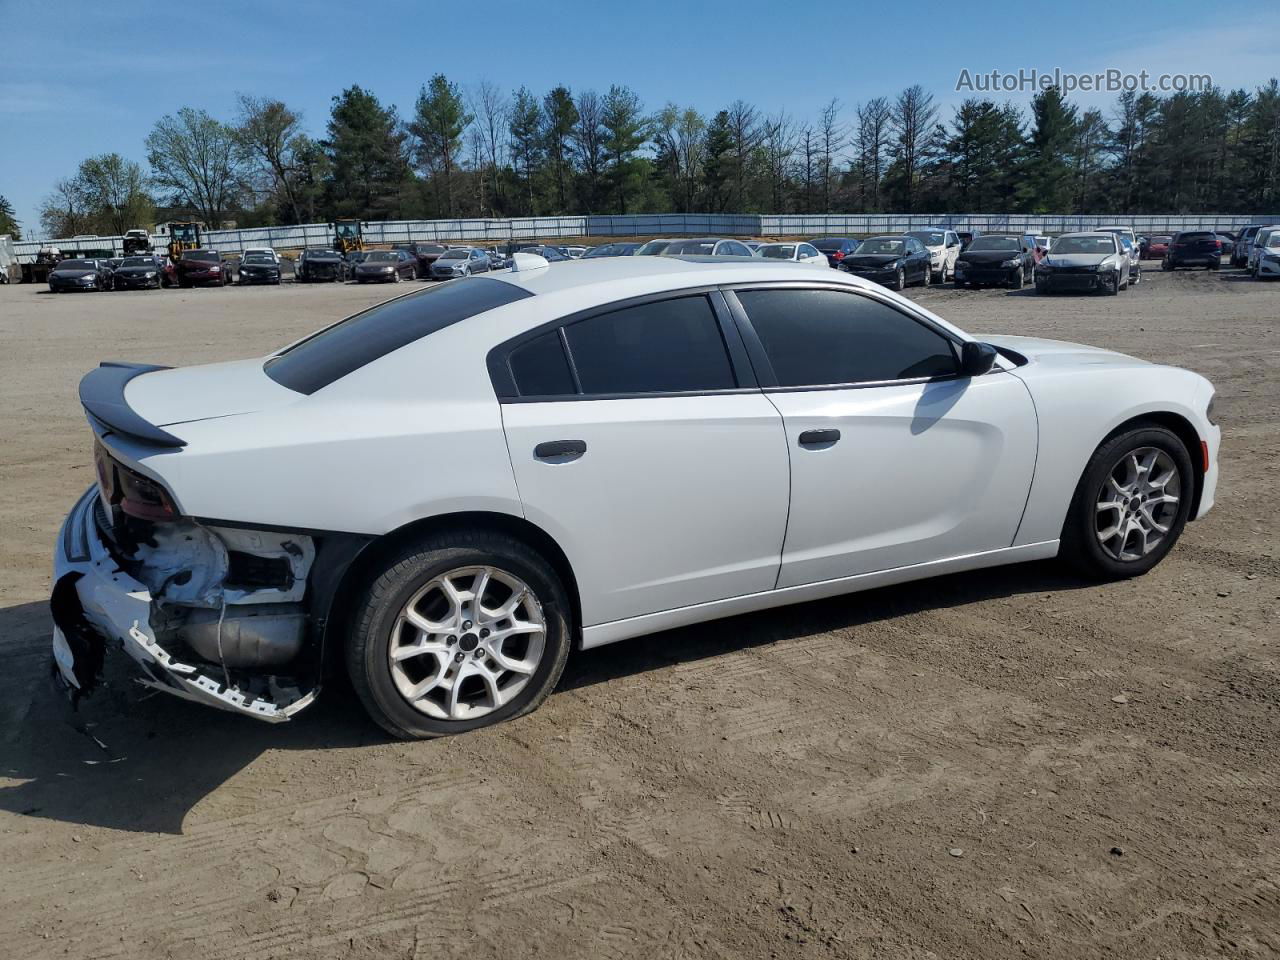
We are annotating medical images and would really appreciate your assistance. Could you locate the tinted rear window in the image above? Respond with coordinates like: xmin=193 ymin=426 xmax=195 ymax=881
xmin=564 ymin=295 xmax=735 ymax=395
xmin=265 ymin=277 xmax=532 ymax=394
xmin=509 ymin=331 xmax=575 ymax=397
xmin=1177 ymin=232 xmax=1215 ymax=241
xmin=811 ymin=239 xmax=847 ymax=251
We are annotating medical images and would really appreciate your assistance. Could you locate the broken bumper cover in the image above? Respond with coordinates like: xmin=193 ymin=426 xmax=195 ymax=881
xmin=50 ymin=487 xmax=317 ymax=722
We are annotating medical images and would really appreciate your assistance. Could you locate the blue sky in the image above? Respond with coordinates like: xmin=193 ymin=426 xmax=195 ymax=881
xmin=2 ymin=1 xmax=1276 ymax=233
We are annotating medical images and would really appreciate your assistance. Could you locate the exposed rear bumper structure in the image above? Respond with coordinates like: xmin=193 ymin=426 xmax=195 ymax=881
xmin=51 ymin=488 xmax=320 ymax=722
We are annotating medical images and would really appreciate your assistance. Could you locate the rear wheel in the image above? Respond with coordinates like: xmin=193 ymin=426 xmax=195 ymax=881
xmin=920 ymin=264 xmax=931 ymax=287
xmin=1060 ymin=426 xmax=1193 ymax=580
xmin=346 ymin=531 xmax=572 ymax=739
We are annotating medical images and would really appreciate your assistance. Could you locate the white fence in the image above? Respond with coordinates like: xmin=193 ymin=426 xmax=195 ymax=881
xmin=13 ymin=212 xmax=1280 ymax=263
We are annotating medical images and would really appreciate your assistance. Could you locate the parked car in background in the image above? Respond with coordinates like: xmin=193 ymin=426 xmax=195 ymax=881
xmin=343 ymin=250 xmax=370 ymax=279
xmin=393 ymin=243 xmax=450 ymax=277
xmin=1097 ymin=226 xmax=1139 ymax=274
xmin=176 ymin=249 xmax=227 ymax=287
xmin=484 ymin=248 xmax=508 ymax=270
xmin=1163 ymin=231 xmax=1222 ymax=271
xmin=581 ymin=242 xmax=641 ymax=259
xmin=111 ymin=255 xmax=165 ymax=290
xmin=242 ymin=246 xmax=280 ymax=263
xmin=430 ymin=247 xmax=493 ymax=279
xmin=518 ymin=245 xmax=572 ymax=262
xmin=52 ymin=257 xmax=1220 ymax=737
xmin=563 ymin=246 xmax=587 ymax=259
xmin=296 ymin=248 xmax=345 ymax=282
xmin=839 ymin=235 xmax=932 ymax=290
xmin=122 ymin=228 xmax=153 ymax=255
xmin=105 ymin=257 xmax=125 ymax=272
xmin=743 ymin=241 xmax=763 ymax=253
xmin=660 ymin=237 xmax=755 ymax=257
xmin=635 ymin=238 xmax=677 ymax=256
xmin=953 ymin=234 xmax=1036 ymax=289
xmin=1034 ymin=236 xmax=1053 ymax=258
xmin=354 ymin=250 xmax=417 ymax=283
xmin=1035 ymin=232 xmax=1131 ymax=295
xmin=1248 ymin=226 xmax=1280 ymax=275
xmin=957 ymin=230 xmax=980 ymax=251
xmin=1252 ymin=228 xmax=1280 ymax=279
xmin=1231 ymin=225 xmax=1264 ymax=267
xmin=237 ymin=252 xmax=282 ymax=285
xmin=754 ymin=242 xmax=828 ymax=267
xmin=906 ymin=228 xmax=962 ymax=281
xmin=1143 ymin=235 xmax=1173 ymax=260
xmin=48 ymin=258 xmax=113 ymax=293
xmin=1118 ymin=236 xmax=1142 ymax=285
xmin=1214 ymin=233 xmax=1236 ymax=258
xmin=809 ymin=237 xmax=858 ymax=268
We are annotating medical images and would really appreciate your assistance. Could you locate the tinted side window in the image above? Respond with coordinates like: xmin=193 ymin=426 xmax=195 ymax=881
xmin=737 ymin=288 xmax=957 ymax=387
xmin=509 ymin=331 xmax=575 ymax=397
xmin=564 ymin=295 xmax=736 ymax=395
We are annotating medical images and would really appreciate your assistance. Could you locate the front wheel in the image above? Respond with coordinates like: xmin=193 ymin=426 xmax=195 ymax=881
xmin=892 ymin=267 xmax=905 ymax=291
xmin=1060 ymin=426 xmax=1193 ymax=580
xmin=346 ymin=532 xmax=572 ymax=739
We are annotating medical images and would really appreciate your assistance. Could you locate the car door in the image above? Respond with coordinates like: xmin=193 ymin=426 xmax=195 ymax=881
xmin=496 ymin=291 xmax=791 ymax=627
xmin=944 ymin=232 xmax=960 ymax=275
xmin=727 ymin=284 xmax=1038 ymax=587
xmin=471 ymin=249 xmax=489 ymax=273
xmin=909 ymin=239 xmax=929 ymax=282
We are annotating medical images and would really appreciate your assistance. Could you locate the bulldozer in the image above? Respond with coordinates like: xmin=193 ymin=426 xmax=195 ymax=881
xmin=333 ymin=219 xmax=365 ymax=255
xmin=166 ymin=222 xmax=203 ymax=261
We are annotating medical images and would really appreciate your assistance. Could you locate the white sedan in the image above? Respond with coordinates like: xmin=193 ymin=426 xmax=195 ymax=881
xmin=52 ymin=254 xmax=1220 ymax=738
xmin=754 ymin=242 xmax=828 ymax=267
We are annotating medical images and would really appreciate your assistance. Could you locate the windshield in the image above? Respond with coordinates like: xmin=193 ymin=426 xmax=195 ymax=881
xmin=1266 ymin=233 xmax=1280 ymax=249
xmin=439 ymin=250 xmax=469 ymax=260
xmin=120 ymin=257 xmax=152 ymax=267
xmin=907 ymin=231 xmax=945 ymax=246
xmin=1052 ymin=236 xmax=1115 ymax=255
xmin=665 ymin=240 xmax=717 ymax=255
xmin=854 ymin=238 xmax=905 ymax=255
xmin=365 ymin=252 xmax=397 ymax=262
xmin=58 ymin=259 xmax=95 ymax=269
xmin=335 ymin=222 xmax=359 ymax=237
xmin=183 ymin=250 xmax=219 ymax=262
xmin=635 ymin=240 xmax=672 ymax=256
xmin=759 ymin=245 xmax=795 ymax=259
xmin=582 ymin=244 xmax=614 ymax=258
xmin=1151 ymin=235 xmax=1172 ymax=243
xmin=243 ymin=254 xmax=274 ymax=265
xmin=967 ymin=237 xmax=1019 ymax=252
xmin=307 ymin=250 xmax=340 ymax=260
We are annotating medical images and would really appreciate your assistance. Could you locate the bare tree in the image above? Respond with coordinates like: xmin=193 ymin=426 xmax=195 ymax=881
xmin=726 ymin=100 xmax=762 ymax=208
xmin=469 ymin=80 xmax=509 ymax=211
xmin=797 ymin=125 xmax=818 ymax=212
xmin=853 ymin=97 xmax=892 ymax=211
xmin=146 ymin=107 xmax=244 ymax=226
xmin=38 ymin=177 xmax=92 ymax=238
xmin=571 ymin=89 xmax=607 ymax=212
xmin=761 ymin=111 xmax=797 ymax=213
xmin=818 ymin=98 xmax=846 ymax=212
xmin=890 ymin=85 xmax=939 ymax=211
xmin=235 ymin=94 xmax=308 ymax=222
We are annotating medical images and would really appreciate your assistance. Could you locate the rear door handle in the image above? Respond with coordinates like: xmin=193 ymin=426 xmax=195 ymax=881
xmin=534 ymin=439 xmax=587 ymax=461
xmin=798 ymin=429 xmax=841 ymax=447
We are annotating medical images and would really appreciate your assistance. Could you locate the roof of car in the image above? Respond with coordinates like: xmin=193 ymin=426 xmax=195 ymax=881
xmin=484 ymin=251 xmax=867 ymax=298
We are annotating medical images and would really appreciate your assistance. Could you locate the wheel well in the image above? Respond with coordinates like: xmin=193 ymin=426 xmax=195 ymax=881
xmin=1101 ymin=412 xmax=1206 ymax=518
xmin=319 ymin=511 xmax=582 ymax=666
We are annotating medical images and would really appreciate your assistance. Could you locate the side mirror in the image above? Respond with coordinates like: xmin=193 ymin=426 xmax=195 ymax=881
xmin=960 ymin=341 xmax=998 ymax=377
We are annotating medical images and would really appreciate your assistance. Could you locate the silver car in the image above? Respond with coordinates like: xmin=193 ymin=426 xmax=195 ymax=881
xmin=429 ymin=247 xmax=493 ymax=280
xmin=1034 ymin=232 xmax=1131 ymax=295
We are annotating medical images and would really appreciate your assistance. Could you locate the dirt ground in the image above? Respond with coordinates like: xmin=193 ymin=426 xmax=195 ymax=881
xmin=0 ymin=264 xmax=1276 ymax=960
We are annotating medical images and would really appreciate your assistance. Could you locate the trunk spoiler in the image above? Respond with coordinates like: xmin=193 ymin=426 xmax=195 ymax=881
xmin=79 ymin=362 xmax=187 ymax=448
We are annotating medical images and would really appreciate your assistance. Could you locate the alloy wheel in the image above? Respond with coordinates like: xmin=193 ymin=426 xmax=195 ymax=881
xmin=387 ymin=565 xmax=547 ymax=721
xmin=1094 ymin=446 xmax=1181 ymax=562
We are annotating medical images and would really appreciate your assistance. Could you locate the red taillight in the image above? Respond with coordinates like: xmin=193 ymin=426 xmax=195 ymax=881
xmin=1201 ymin=440 xmax=1210 ymax=473
xmin=1214 ymin=240 xmax=1222 ymax=251
xmin=833 ymin=251 xmax=845 ymax=260
xmin=95 ymin=440 xmax=179 ymax=520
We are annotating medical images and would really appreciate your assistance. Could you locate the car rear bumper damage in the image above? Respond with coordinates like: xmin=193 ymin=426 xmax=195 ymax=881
xmin=51 ymin=486 xmax=326 ymax=722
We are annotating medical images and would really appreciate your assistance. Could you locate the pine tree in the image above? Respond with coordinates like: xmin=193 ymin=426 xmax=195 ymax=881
xmin=409 ymin=74 xmax=473 ymax=217
xmin=324 ymin=86 xmax=410 ymax=220
xmin=1018 ymin=87 xmax=1078 ymax=212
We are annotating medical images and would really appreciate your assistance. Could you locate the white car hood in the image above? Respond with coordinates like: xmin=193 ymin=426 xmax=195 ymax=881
xmin=983 ymin=334 xmax=1146 ymax=368
xmin=124 ymin=357 xmax=300 ymax=427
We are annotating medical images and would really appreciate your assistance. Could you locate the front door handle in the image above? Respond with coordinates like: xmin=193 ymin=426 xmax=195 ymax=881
xmin=534 ymin=439 xmax=587 ymax=461
xmin=798 ymin=429 xmax=841 ymax=448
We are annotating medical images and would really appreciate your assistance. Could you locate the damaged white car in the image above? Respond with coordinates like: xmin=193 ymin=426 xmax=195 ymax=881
xmin=52 ymin=255 xmax=1220 ymax=739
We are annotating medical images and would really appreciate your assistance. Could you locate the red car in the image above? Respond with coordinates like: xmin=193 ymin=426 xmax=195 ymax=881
xmin=176 ymin=249 xmax=228 ymax=287
xmin=1143 ymin=235 xmax=1172 ymax=260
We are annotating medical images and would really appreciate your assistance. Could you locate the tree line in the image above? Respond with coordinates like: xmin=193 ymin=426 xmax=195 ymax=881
xmin=15 ymin=75 xmax=1280 ymax=240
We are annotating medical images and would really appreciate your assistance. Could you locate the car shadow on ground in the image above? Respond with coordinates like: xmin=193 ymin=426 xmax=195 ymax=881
xmin=0 ymin=559 xmax=1092 ymax=835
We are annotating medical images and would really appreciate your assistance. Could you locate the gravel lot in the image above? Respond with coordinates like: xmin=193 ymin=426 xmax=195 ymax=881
xmin=0 ymin=266 xmax=1276 ymax=959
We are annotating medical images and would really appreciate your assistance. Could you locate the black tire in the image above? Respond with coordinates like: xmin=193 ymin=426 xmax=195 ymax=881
xmin=1059 ymin=425 xmax=1194 ymax=581
xmin=893 ymin=267 xmax=905 ymax=291
xmin=1161 ymin=260 xmax=1172 ymax=271
xmin=346 ymin=530 xmax=572 ymax=739
xmin=1010 ymin=267 xmax=1023 ymax=290
xmin=920 ymin=265 xmax=931 ymax=287
xmin=1035 ymin=279 xmax=1049 ymax=294
xmin=1103 ymin=271 xmax=1120 ymax=296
